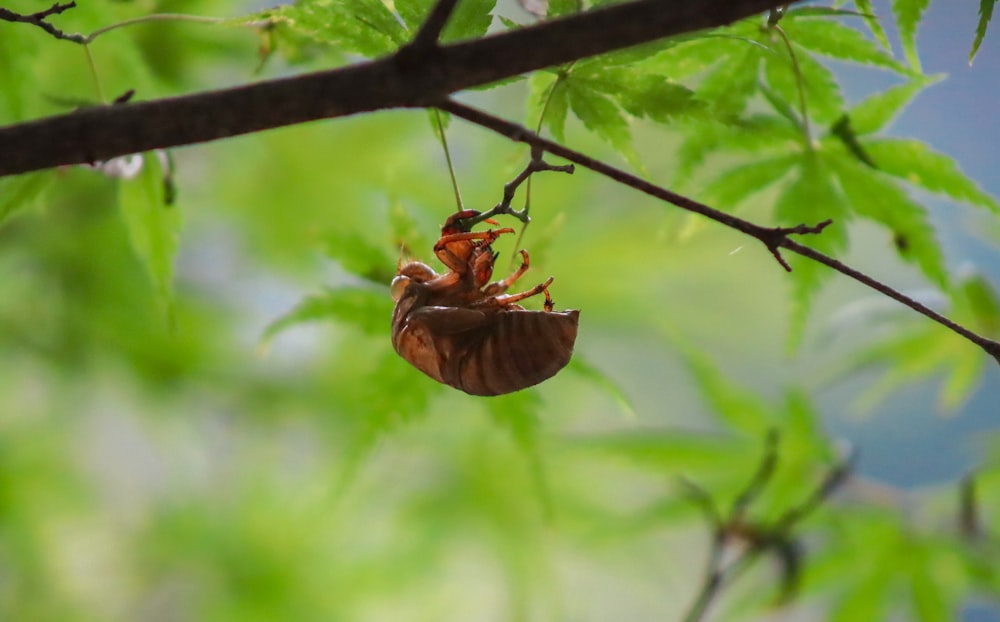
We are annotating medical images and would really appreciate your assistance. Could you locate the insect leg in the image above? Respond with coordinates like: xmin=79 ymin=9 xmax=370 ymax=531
xmin=488 ymin=276 xmax=555 ymax=308
xmin=433 ymin=228 xmax=515 ymax=273
xmin=483 ymin=249 xmax=530 ymax=296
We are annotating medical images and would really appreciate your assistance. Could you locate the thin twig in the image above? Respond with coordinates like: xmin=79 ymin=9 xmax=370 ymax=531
xmin=0 ymin=2 xmax=85 ymax=42
xmin=959 ymin=472 xmax=981 ymax=540
xmin=462 ymin=145 xmax=574 ymax=227
xmin=729 ymin=429 xmax=779 ymax=522
xmin=681 ymin=433 xmax=853 ymax=622
xmin=783 ymin=240 xmax=1000 ymax=364
xmin=437 ymin=98 xmax=1000 ymax=366
xmin=682 ymin=434 xmax=781 ymax=622
xmin=767 ymin=10 xmax=812 ymax=146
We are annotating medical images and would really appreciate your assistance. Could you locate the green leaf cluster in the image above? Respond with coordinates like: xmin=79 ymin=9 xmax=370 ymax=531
xmin=3 ymin=2 xmax=1000 ymax=622
xmin=253 ymin=0 xmax=497 ymax=60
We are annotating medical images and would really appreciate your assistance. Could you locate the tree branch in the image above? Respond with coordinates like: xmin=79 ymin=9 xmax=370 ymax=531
xmin=0 ymin=0 xmax=798 ymax=177
xmin=0 ymin=2 xmax=85 ymax=43
xmin=436 ymin=99 xmax=1000 ymax=365
xmin=407 ymin=0 xmax=461 ymax=51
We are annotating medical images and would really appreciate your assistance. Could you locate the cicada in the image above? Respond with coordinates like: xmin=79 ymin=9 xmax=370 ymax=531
xmin=391 ymin=210 xmax=579 ymax=396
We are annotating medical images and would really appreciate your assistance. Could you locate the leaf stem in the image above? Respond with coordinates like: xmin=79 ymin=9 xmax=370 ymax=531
xmin=83 ymin=44 xmax=105 ymax=103
xmin=512 ymin=65 xmax=574 ymax=265
xmin=433 ymin=109 xmax=464 ymax=211
xmin=83 ymin=13 xmax=235 ymax=44
xmin=769 ymin=20 xmax=812 ymax=147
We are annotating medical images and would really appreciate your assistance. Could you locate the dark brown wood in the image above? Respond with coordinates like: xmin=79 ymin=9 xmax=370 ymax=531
xmin=0 ymin=0 xmax=799 ymax=177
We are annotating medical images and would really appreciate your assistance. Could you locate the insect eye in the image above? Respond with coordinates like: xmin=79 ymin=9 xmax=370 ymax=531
xmin=390 ymin=275 xmax=411 ymax=301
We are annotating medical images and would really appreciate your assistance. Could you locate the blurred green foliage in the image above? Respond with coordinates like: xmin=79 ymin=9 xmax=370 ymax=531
xmin=2 ymin=0 xmax=1000 ymax=620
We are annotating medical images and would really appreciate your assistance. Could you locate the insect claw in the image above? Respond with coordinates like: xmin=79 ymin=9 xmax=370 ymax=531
xmin=542 ymin=281 xmax=555 ymax=312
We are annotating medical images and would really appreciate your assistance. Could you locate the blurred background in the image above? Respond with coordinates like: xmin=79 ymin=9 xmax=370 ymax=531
xmin=1 ymin=0 xmax=999 ymax=620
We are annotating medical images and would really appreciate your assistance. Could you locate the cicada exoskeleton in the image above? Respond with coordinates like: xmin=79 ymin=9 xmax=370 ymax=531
xmin=391 ymin=210 xmax=579 ymax=396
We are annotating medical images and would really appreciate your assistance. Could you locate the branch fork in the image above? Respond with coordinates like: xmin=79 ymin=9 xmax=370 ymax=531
xmin=754 ymin=218 xmax=834 ymax=272
xmin=680 ymin=431 xmax=854 ymax=622
xmin=0 ymin=2 xmax=85 ymax=43
xmin=462 ymin=145 xmax=575 ymax=228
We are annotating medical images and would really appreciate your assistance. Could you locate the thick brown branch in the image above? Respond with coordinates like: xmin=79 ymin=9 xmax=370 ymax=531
xmin=0 ymin=0 xmax=797 ymax=177
xmin=437 ymin=99 xmax=1000 ymax=364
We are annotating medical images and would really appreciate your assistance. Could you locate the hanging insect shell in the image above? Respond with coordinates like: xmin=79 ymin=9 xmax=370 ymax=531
xmin=391 ymin=210 xmax=579 ymax=396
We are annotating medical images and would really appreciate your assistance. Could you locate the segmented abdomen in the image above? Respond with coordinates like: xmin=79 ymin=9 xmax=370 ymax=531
xmin=444 ymin=309 xmax=579 ymax=396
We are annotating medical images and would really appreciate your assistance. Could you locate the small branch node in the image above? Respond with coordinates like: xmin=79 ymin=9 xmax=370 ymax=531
xmin=758 ymin=219 xmax=833 ymax=272
xmin=112 ymin=89 xmax=136 ymax=105
xmin=0 ymin=2 xmax=85 ymax=43
xmin=460 ymin=147 xmax=574 ymax=227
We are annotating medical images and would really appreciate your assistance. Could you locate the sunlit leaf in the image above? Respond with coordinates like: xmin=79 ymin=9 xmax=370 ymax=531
xmin=852 ymin=0 xmax=891 ymax=50
xmin=696 ymin=46 xmax=764 ymax=118
xmin=528 ymin=70 xmax=569 ymax=139
xmin=256 ymin=1 xmax=405 ymax=58
xmin=961 ymin=274 xmax=1000 ymax=336
xmin=864 ymin=138 xmax=1000 ymax=212
xmin=261 ymin=285 xmax=393 ymax=346
xmin=396 ymin=0 xmax=496 ymax=42
xmin=783 ymin=18 xmax=909 ymax=74
xmin=564 ymin=79 xmax=641 ymax=168
xmin=319 ymin=227 xmax=397 ymax=284
xmin=831 ymin=158 xmax=948 ymax=288
xmin=829 ymin=115 xmax=877 ymax=167
xmin=682 ymin=347 xmax=772 ymax=434
xmin=784 ymin=6 xmax=870 ymax=19
xmin=828 ymin=558 xmax=893 ymax=622
xmin=703 ymin=154 xmax=798 ymax=208
xmin=892 ymin=0 xmax=930 ymax=71
xmin=547 ymin=0 xmax=579 ymax=17
xmin=939 ymin=343 xmax=986 ymax=413
xmin=118 ymin=152 xmax=180 ymax=321
xmin=0 ymin=28 xmax=39 ymax=122
xmin=675 ymin=116 xmax=800 ymax=181
xmin=781 ymin=389 xmax=832 ymax=461
xmin=651 ymin=19 xmax=766 ymax=76
xmin=844 ymin=275 xmax=998 ymax=413
xmin=908 ymin=544 xmax=958 ymax=622
xmin=568 ymin=429 xmax=755 ymax=472
xmin=763 ymin=46 xmax=844 ymax=124
xmin=844 ymin=77 xmax=938 ymax=135
xmin=356 ymin=348 xmax=440 ymax=444
xmin=970 ymin=0 xmax=997 ymax=64
xmin=774 ymin=155 xmax=848 ymax=350
xmin=572 ymin=64 xmax=703 ymax=123
xmin=566 ymin=356 xmax=636 ymax=419
xmin=390 ymin=200 xmax=430 ymax=258
xmin=759 ymin=81 xmax=804 ymax=130
xmin=0 ymin=171 xmax=52 ymax=226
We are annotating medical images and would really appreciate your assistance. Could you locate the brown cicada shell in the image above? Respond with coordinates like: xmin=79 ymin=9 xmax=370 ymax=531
xmin=391 ymin=210 xmax=579 ymax=396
